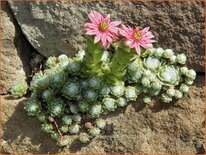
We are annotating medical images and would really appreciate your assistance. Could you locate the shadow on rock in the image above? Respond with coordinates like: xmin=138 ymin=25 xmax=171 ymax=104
xmin=2 ymin=99 xmax=62 ymax=153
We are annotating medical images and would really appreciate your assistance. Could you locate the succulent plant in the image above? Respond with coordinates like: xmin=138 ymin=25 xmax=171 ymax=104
xmin=57 ymin=136 xmax=72 ymax=146
xmin=68 ymin=58 xmax=81 ymax=75
xmin=161 ymin=94 xmax=172 ymax=103
xmin=24 ymin=99 xmax=41 ymax=116
xmin=48 ymin=99 xmax=65 ymax=117
xmin=62 ymin=81 xmax=80 ymax=99
xmin=69 ymin=103 xmax=79 ymax=114
xmin=166 ymin=88 xmax=176 ymax=97
xmin=50 ymin=71 xmax=67 ymax=89
xmin=41 ymin=123 xmax=54 ymax=133
xmin=176 ymin=53 xmax=186 ymax=65
xmin=174 ymin=90 xmax=183 ymax=99
xmin=95 ymin=118 xmax=106 ymax=129
xmin=72 ymin=114 xmax=82 ymax=123
xmin=103 ymin=97 xmax=117 ymax=111
xmin=144 ymin=56 xmax=161 ymax=71
xmin=88 ymin=76 xmax=102 ymax=90
xmin=69 ymin=123 xmax=80 ymax=134
xmin=83 ymin=90 xmax=98 ymax=102
xmin=37 ymin=112 xmax=47 ymax=123
xmin=169 ymin=55 xmax=176 ymax=64
xmin=117 ymin=97 xmax=128 ymax=107
xmin=158 ymin=65 xmax=180 ymax=86
xmin=99 ymin=84 xmax=111 ymax=97
xmin=78 ymin=101 xmax=90 ymax=113
xmin=11 ymin=81 xmax=28 ymax=98
xmin=45 ymin=56 xmax=57 ymax=68
xmin=125 ymin=86 xmax=138 ymax=101
xmin=89 ymin=104 xmax=102 ymax=118
xmin=180 ymin=84 xmax=189 ymax=94
xmin=143 ymin=96 xmax=151 ymax=104
xmin=42 ymin=89 xmax=54 ymax=102
xmin=89 ymin=127 xmax=101 ymax=137
xmin=60 ymin=125 xmax=69 ymax=133
xmin=151 ymin=81 xmax=162 ymax=91
xmin=50 ymin=132 xmax=60 ymax=140
xmin=62 ymin=115 xmax=72 ymax=125
xmin=79 ymin=133 xmax=90 ymax=143
xmin=111 ymin=84 xmax=125 ymax=98
xmin=57 ymin=54 xmax=69 ymax=62
xmin=180 ymin=67 xmax=188 ymax=75
xmin=141 ymin=77 xmax=150 ymax=88
xmin=75 ymin=50 xmax=85 ymax=61
xmin=154 ymin=47 xmax=164 ymax=58
xmin=163 ymin=49 xmax=174 ymax=59
xmin=186 ymin=69 xmax=196 ymax=80
xmin=184 ymin=78 xmax=194 ymax=85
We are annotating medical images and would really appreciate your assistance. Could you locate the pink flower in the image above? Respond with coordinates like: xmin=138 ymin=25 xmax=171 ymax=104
xmin=119 ymin=25 xmax=156 ymax=55
xmin=84 ymin=11 xmax=121 ymax=49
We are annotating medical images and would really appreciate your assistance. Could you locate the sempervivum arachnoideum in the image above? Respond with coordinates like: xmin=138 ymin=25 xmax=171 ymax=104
xmin=48 ymin=98 xmax=65 ymax=117
xmin=11 ymin=81 xmax=28 ymax=98
xmin=157 ymin=65 xmax=180 ymax=87
xmin=62 ymin=80 xmax=81 ymax=100
xmin=30 ymin=71 xmax=50 ymax=91
xmin=24 ymin=99 xmax=41 ymax=116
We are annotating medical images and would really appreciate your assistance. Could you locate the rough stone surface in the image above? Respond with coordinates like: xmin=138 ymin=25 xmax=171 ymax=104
xmin=1 ymin=2 xmax=32 ymax=94
xmin=1 ymin=75 xmax=205 ymax=154
xmin=8 ymin=1 xmax=205 ymax=72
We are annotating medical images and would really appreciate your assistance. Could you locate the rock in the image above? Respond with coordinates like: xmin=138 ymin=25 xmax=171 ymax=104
xmin=8 ymin=1 xmax=204 ymax=72
xmin=1 ymin=2 xmax=32 ymax=94
xmin=1 ymin=75 xmax=205 ymax=154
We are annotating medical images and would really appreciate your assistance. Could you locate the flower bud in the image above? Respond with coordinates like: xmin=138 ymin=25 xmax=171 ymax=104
xmin=174 ymin=90 xmax=183 ymax=99
xmin=180 ymin=84 xmax=189 ymax=94
xmin=163 ymin=49 xmax=174 ymax=59
xmin=176 ymin=53 xmax=186 ymax=65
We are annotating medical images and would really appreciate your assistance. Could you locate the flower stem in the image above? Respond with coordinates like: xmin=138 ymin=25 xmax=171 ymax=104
xmin=81 ymin=36 xmax=104 ymax=77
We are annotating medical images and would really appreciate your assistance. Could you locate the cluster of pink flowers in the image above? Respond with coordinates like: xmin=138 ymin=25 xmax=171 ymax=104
xmin=84 ymin=11 xmax=156 ymax=55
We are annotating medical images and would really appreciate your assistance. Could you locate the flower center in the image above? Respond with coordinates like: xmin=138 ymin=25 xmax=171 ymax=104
xmin=99 ymin=22 xmax=109 ymax=32
xmin=133 ymin=31 xmax=142 ymax=41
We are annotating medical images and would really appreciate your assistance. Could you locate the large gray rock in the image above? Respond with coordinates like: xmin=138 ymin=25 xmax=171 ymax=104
xmin=9 ymin=1 xmax=204 ymax=72
xmin=1 ymin=2 xmax=32 ymax=94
